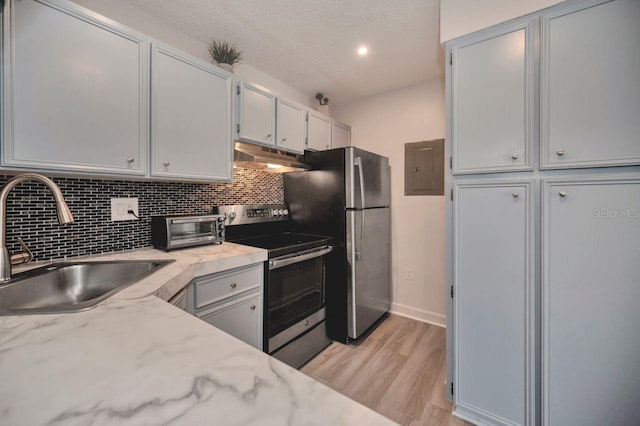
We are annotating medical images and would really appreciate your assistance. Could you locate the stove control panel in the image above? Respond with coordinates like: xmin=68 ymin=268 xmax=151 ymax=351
xmin=214 ymin=204 xmax=289 ymax=225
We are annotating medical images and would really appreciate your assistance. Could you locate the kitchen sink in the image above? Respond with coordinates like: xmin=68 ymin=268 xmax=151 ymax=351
xmin=0 ymin=260 xmax=173 ymax=315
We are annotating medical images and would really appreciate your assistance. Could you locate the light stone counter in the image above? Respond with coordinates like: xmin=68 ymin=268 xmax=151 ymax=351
xmin=0 ymin=243 xmax=396 ymax=425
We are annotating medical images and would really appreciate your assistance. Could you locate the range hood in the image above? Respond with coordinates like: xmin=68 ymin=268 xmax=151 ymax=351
xmin=233 ymin=141 xmax=309 ymax=173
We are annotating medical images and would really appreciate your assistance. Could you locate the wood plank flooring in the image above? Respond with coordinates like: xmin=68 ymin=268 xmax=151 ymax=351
xmin=301 ymin=314 xmax=472 ymax=426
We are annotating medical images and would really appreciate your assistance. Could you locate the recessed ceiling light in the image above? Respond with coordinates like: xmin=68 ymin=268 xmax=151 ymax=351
xmin=357 ymin=46 xmax=368 ymax=56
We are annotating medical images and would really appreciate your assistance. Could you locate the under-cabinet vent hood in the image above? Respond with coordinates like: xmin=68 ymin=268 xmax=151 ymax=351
xmin=233 ymin=141 xmax=309 ymax=173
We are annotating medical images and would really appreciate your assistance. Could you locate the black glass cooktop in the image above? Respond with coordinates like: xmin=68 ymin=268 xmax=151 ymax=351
xmin=231 ymin=233 xmax=332 ymax=258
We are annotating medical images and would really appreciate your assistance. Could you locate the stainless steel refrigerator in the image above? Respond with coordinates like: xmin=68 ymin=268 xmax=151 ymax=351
xmin=284 ymin=147 xmax=391 ymax=342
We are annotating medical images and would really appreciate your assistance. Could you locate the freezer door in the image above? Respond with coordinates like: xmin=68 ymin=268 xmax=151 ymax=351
xmin=346 ymin=208 xmax=391 ymax=339
xmin=345 ymin=147 xmax=391 ymax=209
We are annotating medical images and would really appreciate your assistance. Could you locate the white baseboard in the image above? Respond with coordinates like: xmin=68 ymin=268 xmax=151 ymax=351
xmin=390 ymin=302 xmax=446 ymax=328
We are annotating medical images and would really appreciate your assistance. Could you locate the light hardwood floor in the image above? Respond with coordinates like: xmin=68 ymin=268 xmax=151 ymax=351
xmin=301 ymin=314 xmax=472 ymax=426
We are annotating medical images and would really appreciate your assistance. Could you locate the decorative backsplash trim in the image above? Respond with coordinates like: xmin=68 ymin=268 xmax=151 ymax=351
xmin=2 ymin=168 xmax=284 ymax=261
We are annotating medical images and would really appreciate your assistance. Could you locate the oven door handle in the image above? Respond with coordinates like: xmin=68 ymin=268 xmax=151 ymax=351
xmin=269 ymin=246 xmax=333 ymax=270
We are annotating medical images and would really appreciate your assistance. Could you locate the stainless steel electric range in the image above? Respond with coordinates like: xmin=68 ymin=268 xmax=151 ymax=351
xmin=215 ymin=204 xmax=333 ymax=368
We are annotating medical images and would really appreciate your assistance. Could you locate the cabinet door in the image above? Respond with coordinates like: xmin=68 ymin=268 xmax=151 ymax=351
xmin=199 ymin=292 xmax=263 ymax=350
xmin=237 ymin=82 xmax=276 ymax=146
xmin=169 ymin=288 xmax=188 ymax=312
xmin=276 ymin=98 xmax=305 ymax=153
xmin=332 ymin=121 xmax=351 ymax=149
xmin=451 ymin=22 xmax=533 ymax=174
xmin=454 ymin=181 xmax=534 ymax=426
xmin=307 ymin=111 xmax=332 ymax=151
xmin=151 ymin=44 xmax=232 ymax=181
xmin=542 ymin=178 xmax=640 ymax=426
xmin=2 ymin=0 xmax=148 ymax=175
xmin=541 ymin=0 xmax=640 ymax=169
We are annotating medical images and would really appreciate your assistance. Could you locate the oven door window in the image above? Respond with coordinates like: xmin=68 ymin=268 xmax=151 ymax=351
xmin=268 ymin=256 xmax=325 ymax=337
xmin=170 ymin=222 xmax=214 ymax=241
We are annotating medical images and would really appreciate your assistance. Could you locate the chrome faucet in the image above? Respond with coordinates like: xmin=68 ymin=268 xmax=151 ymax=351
xmin=0 ymin=173 xmax=74 ymax=282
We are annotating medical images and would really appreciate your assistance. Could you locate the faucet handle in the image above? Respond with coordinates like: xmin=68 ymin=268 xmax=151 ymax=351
xmin=10 ymin=237 xmax=34 ymax=266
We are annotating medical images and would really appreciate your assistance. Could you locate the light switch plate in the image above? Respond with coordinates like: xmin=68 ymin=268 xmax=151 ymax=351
xmin=110 ymin=198 xmax=139 ymax=221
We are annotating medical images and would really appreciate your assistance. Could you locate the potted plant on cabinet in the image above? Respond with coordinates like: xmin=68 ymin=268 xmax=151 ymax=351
xmin=315 ymin=92 xmax=330 ymax=115
xmin=208 ymin=40 xmax=243 ymax=73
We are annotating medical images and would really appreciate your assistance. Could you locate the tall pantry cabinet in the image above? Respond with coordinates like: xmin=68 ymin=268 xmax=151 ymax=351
xmin=445 ymin=1 xmax=640 ymax=425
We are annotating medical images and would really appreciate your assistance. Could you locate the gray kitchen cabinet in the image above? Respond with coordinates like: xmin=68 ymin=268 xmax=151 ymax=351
xmin=237 ymin=82 xmax=276 ymax=147
xmin=198 ymin=292 xmax=262 ymax=350
xmin=540 ymin=0 xmax=640 ymax=169
xmin=446 ymin=2 xmax=640 ymax=425
xmin=151 ymin=43 xmax=233 ymax=181
xmin=542 ymin=178 xmax=640 ymax=426
xmin=453 ymin=181 xmax=534 ymax=426
xmin=331 ymin=121 xmax=351 ymax=149
xmin=2 ymin=0 xmax=149 ymax=176
xmin=307 ymin=110 xmax=332 ymax=151
xmin=169 ymin=287 xmax=188 ymax=312
xmin=187 ymin=263 xmax=263 ymax=350
xmin=276 ymin=98 xmax=306 ymax=154
xmin=451 ymin=21 xmax=533 ymax=174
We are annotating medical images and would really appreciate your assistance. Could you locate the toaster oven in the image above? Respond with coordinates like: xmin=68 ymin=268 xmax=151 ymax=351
xmin=151 ymin=215 xmax=225 ymax=250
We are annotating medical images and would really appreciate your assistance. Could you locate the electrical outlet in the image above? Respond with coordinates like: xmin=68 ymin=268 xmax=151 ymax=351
xmin=404 ymin=268 xmax=413 ymax=280
xmin=110 ymin=197 xmax=139 ymax=221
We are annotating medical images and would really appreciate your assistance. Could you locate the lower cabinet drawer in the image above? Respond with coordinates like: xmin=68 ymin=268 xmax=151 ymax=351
xmin=194 ymin=264 xmax=262 ymax=309
xmin=197 ymin=292 xmax=262 ymax=350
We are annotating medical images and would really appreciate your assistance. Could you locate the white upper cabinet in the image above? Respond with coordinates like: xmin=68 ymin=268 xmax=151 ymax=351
xmin=540 ymin=0 xmax=640 ymax=169
xmin=331 ymin=121 xmax=351 ymax=149
xmin=307 ymin=110 xmax=332 ymax=151
xmin=2 ymin=0 xmax=149 ymax=175
xmin=276 ymin=98 xmax=305 ymax=153
xmin=451 ymin=21 xmax=534 ymax=174
xmin=151 ymin=44 xmax=232 ymax=181
xmin=237 ymin=82 xmax=276 ymax=147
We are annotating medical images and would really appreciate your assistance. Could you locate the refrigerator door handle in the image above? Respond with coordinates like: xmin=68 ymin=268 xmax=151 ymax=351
xmin=354 ymin=157 xmax=366 ymax=257
xmin=354 ymin=157 xmax=366 ymax=209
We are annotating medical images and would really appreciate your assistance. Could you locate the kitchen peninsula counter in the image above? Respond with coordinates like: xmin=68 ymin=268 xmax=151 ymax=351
xmin=0 ymin=244 xmax=395 ymax=425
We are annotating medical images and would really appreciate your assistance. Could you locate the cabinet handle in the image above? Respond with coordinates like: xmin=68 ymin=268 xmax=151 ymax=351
xmin=127 ymin=157 xmax=135 ymax=163
xmin=163 ymin=161 xmax=170 ymax=167
xmin=230 ymin=282 xmax=237 ymax=288
xmin=559 ymin=190 xmax=568 ymax=198
xmin=511 ymin=152 xmax=519 ymax=160
xmin=512 ymin=192 xmax=519 ymax=198
xmin=250 ymin=305 xmax=256 ymax=310
xmin=556 ymin=149 xmax=565 ymax=156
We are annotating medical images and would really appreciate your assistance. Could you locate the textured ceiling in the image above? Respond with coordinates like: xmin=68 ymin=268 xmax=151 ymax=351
xmin=127 ymin=0 xmax=444 ymax=105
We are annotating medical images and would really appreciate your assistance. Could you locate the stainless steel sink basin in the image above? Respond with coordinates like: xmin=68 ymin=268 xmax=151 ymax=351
xmin=0 ymin=260 xmax=173 ymax=315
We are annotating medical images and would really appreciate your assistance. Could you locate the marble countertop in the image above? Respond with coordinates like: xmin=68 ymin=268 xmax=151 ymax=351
xmin=0 ymin=244 xmax=396 ymax=425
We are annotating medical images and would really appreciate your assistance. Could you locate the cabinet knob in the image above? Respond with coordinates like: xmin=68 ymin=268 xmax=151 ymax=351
xmin=556 ymin=149 xmax=565 ymax=156
xmin=163 ymin=161 xmax=170 ymax=167
xmin=304 ymin=320 xmax=309 ymax=326
xmin=281 ymin=138 xmax=287 ymax=142
xmin=127 ymin=157 xmax=135 ymax=163
xmin=230 ymin=282 xmax=237 ymax=288
xmin=250 ymin=305 xmax=256 ymax=311
xmin=266 ymin=133 xmax=272 ymax=138
xmin=512 ymin=192 xmax=519 ymax=198
xmin=511 ymin=152 xmax=519 ymax=160
xmin=559 ymin=190 xmax=568 ymax=198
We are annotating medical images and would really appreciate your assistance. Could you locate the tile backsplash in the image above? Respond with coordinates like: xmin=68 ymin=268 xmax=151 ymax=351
xmin=1 ymin=168 xmax=283 ymax=261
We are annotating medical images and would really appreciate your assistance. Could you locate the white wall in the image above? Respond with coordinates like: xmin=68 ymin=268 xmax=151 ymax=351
xmin=71 ymin=0 xmax=312 ymax=106
xmin=333 ymin=79 xmax=447 ymax=327
xmin=440 ymin=0 xmax=564 ymax=42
